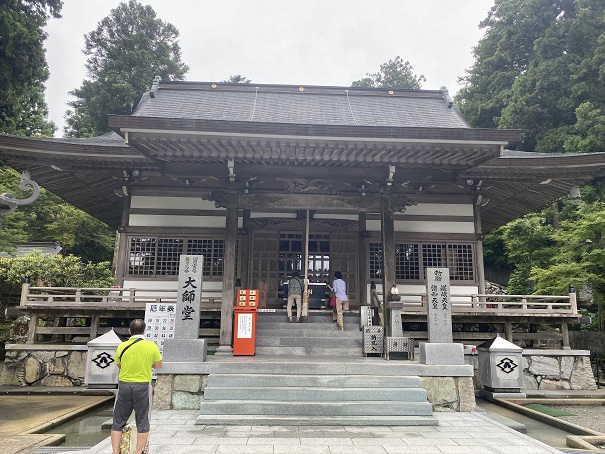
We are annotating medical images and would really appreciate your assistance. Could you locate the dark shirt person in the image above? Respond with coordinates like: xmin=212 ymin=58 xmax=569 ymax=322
xmin=111 ymin=319 xmax=162 ymax=454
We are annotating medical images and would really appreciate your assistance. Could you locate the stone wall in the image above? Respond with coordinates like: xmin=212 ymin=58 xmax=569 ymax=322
xmin=0 ymin=347 xmax=87 ymax=386
xmin=421 ymin=376 xmax=476 ymax=412
xmin=154 ymin=374 xmax=208 ymax=410
xmin=466 ymin=350 xmax=597 ymax=391
xmin=523 ymin=353 xmax=596 ymax=390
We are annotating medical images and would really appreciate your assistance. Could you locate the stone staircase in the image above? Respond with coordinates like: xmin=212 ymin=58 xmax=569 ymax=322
xmin=255 ymin=310 xmax=362 ymax=356
xmin=196 ymin=310 xmax=438 ymax=426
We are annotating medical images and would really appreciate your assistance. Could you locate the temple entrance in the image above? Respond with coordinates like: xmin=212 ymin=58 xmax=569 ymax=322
xmin=249 ymin=224 xmax=358 ymax=308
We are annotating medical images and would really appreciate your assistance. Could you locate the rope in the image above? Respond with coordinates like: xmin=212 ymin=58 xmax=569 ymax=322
xmin=345 ymin=90 xmax=358 ymax=125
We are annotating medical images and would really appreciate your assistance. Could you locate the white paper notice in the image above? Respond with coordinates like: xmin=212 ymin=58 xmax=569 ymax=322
xmin=238 ymin=313 xmax=253 ymax=339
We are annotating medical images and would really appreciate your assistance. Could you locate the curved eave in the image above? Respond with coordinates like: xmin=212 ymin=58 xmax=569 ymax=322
xmin=463 ymin=151 xmax=605 ymax=231
xmin=0 ymin=134 xmax=155 ymax=171
xmin=109 ymin=115 xmax=521 ymax=169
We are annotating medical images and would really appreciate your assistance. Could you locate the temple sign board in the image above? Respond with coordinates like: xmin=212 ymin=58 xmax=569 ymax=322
xmin=426 ymin=267 xmax=453 ymax=343
xmin=174 ymin=255 xmax=204 ymax=339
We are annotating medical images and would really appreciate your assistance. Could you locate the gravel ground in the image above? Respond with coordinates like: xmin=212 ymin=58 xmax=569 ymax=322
xmin=551 ymin=404 xmax=605 ymax=434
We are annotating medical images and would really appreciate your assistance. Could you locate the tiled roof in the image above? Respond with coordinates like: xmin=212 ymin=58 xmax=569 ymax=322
xmin=132 ymin=82 xmax=470 ymax=129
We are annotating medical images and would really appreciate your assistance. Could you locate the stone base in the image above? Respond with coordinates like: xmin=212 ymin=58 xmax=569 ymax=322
xmin=163 ymin=338 xmax=208 ymax=362
xmin=214 ymin=345 xmax=233 ymax=355
xmin=478 ymin=389 xmax=526 ymax=402
xmin=420 ymin=342 xmax=464 ymax=365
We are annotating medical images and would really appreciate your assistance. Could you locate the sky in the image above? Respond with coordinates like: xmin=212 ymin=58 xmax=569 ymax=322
xmin=43 ymin=0 xmax=495 ymax=137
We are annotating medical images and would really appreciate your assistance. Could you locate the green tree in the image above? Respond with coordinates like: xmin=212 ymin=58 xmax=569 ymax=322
xmin=352 ymin=56 xmax=425 ymax=89
xmin=0 ymin=251 xmax=113 ymax=288
xmin=457 ymin=0 xmax=605 ymax=152
xmin=0 ymin=166 xmax=115 ymax=262
xmin=0 ymin=0 xmax=61 ymax=136
xmin=64 ymin=0 xmax=189 ymax=137
xmin=222 ymin=74 xmax=251 ymax=83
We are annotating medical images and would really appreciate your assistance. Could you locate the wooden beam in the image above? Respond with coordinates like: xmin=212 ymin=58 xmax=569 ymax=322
xmin=381 ymin=195 xmax=396 ymax=336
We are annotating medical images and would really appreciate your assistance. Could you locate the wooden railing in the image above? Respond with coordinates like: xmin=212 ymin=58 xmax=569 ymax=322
xmin=20 ymin=285 xmax=223 ymax=308
xmin=398 ymin=292 xmax=577 ymax=315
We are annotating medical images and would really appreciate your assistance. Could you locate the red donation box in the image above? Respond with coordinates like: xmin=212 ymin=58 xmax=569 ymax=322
xmin=233 ymin=289 xmax=258 ymax=355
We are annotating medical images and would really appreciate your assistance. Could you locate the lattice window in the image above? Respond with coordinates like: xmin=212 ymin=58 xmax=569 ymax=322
xmin=422 ymin=243 xmax=447 ymax=269
xmin=447 ymin=244 xmax=474 ymax=281
xmin=156 ymin=238 xmax=184 ymax=275
xmin=369 ymin=242 xmax=383 ymax=279
xmin=129 ymin=237 xmax=157 ymax=276
xmin=127 ymin=236 xmax=225 ymax=278
xmin=187 ymin=239 xmax=225 ymax=277
xmin=369 ymin=241 xmax=475 ymax=282
xmin=396 ymin=243 xmax=420 ymax=280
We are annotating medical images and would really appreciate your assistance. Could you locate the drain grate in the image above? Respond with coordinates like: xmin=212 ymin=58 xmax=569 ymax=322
xmin=30 ymin=448 xmax=90 ymax=453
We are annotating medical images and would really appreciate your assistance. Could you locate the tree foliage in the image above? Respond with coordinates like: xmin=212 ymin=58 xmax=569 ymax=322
xmin=457 ymin=0 xmax=605 ymax=152
xmin=352 ymin=56 xmax=426 ymax=89
xmin=0 ymin=166 xmax=115 ymax=262
xmin=0 ymin=251 xmax=113 ymax=288
xmin=222 ymin=74 xmax=251 ymax=83
xmin=0 ymin=0 xmax=61 ymax=136
xmin=64 ymin=0 xmax=189 ymax=137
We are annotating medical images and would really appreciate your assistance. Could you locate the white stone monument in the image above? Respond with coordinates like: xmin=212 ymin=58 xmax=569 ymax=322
xmin=162 ymin=255 xmax=208 ymax=362
xmin=420 ymin=267 xmax=464 ymax=365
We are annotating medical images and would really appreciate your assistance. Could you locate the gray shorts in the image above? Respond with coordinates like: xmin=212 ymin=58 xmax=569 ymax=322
xmin=112 ymin=381 xmax=152 ymax=433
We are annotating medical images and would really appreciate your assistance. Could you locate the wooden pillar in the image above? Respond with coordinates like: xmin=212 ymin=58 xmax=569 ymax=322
xmin=561 ymin=322 xmax=570 ymax=349
xmin=474 ymin=201 xmax=486 ymax=297
xmin=381 ymin=196 xmax=396 ymax=336
xmin=240 ymin=209 xmax=251 ymax=288
xmin=114 ymin=193 xmax=131 ymax=286
xmin=505 ymin=320 xmax=513 ymax=343
xmin=218 ymin=191 xmax=238 ymax=352
xmin=89 ymin=313 xmax=100 ymax=340
xmin=358 ymin=212 xmax=368 ymax=306
xmin=26 ymin=313 xmax=38 ymax=344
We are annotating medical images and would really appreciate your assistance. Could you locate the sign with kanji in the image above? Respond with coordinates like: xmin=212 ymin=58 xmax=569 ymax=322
xmin=426 ymin=267 xmax=453 ymax=343
xmin=144 ymin=302 xmax=176 ymax=353
xmin=174 ymin=255 xmax=204 ymax=339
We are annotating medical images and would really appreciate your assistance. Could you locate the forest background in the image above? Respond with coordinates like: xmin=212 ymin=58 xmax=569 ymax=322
xmin=1 ymin=0 xmax=604 ymax=329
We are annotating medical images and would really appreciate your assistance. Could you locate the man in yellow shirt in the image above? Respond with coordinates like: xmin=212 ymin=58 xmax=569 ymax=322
xmin=111 ymin=319 xmax=162 ymax=454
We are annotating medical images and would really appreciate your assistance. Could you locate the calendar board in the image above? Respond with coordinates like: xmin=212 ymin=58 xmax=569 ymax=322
xmin=144 ymin=302 xmax=176 ymax=354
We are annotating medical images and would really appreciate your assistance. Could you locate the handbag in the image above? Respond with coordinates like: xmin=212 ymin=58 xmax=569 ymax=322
xmin=328 ymin=293 xmax=336 ymax=308
xmin=342 ymin=300 xmax=350 ymax=311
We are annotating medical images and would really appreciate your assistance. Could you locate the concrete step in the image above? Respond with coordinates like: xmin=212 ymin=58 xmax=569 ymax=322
xmin=204 ymin=386 xmax=428 ymax=402
xmin=254 ymin=328 xmax=362 ymax=337
xmin=195 ymin=414 xmax=439 ymax=426
xmin=198 ymin=400 xmax=434 ymax=416
xmin=207 ymin=374 xmax=423 ymax=388
xmin=254 ymin=346 xmax=362 ymax=356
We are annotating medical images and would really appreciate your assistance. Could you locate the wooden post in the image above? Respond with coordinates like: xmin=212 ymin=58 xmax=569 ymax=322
xmin=561 ymin=322 xmax=570 ymax=349
xmin=20 ymin=283 xmax=30 ymax=307
xmin=89 ymin=313 xmax=100 ymax=340
xmin=26 ymin=313 xmax=38 ymax=344
xmin=381 ymin=196 xmax=396 ymax=337
xmin=239 ymin=209 xmax=251 ymax=289
xmin=505 ymin=320 xmax=513 ymax=343
xmin=474 ymin=202 xmax=486 ymax=300
xmin=218 ymin=191 xmax=238 ymax=352
xmin=358 ymin=212 xmax=368 ymax=307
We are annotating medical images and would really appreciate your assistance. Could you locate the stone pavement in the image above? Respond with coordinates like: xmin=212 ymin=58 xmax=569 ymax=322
xmin=68 ymin=410 xmax=564 ymax=454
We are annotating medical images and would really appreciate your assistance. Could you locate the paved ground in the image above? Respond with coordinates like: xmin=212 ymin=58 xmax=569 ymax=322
xmin=61 ymin=410 xmax=565 ymax=454
xmin=0 ymin=392 xmax=113 ymax=454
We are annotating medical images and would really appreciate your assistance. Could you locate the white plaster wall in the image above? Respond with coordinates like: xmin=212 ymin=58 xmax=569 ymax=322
xmin=366 ymin=219 xmax=475 ymax=233
xmin=404 ymin=203 xmax=474 ymax=217
xmin=313 ymin=214 xmax=359 ymax=220
xmin=130 ymin=196 xmax=222 ymax=210
xmin=129 ymin=214 xmax=232 ymax=228
xmin=251 ymin=212 xmax=297 ymax=219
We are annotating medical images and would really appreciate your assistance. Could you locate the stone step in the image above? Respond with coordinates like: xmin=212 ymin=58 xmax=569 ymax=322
xmin=198 ymin=400 xmax=434 ymax=416
xmin=255 ymin=328 xmax=362 ymax=337
xmin=195 ymin=414 xmax=439 ymax=426
xmin=254 ymin=346 xmax=362 ymax=356
xmin=255 ymin=337 xmax=362 ymax=347
xmin=207 ymin=374 xmax=423 ymax=388
xmin=256 ymin=322 xmax=360 ymax=330
xmin=203 ymin=386 xmax=428 ymax=402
